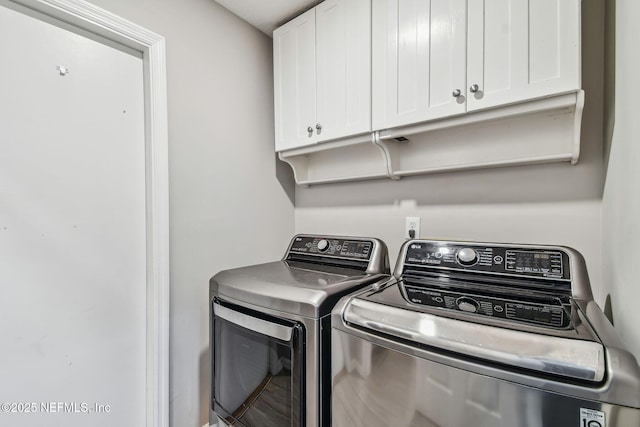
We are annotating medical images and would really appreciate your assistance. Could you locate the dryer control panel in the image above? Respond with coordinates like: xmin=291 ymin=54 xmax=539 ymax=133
xmin=289 ymin=236 xmax=373 ymax=260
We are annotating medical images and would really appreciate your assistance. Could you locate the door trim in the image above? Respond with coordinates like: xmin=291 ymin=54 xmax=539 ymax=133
xmin=5 ymin=1 xmax=170 ymax=426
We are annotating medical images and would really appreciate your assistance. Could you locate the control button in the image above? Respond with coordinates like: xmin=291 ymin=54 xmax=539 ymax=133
xmin=494 ymin=305 xmax=504 ymax=313
xmin=434 ymin=251 xmax=443 ymax=259
xmin=317 ymin=239 xmax=330 ymax=252
xmin=433 ymin=297 xmax=443 ymax=303
xmin=457 ymin=248 xmax=478 ymax=266
xmin=493 ymin=255 xmax=503 ymax=264
xmin=456 ymin=297 xmax=480 ymax=313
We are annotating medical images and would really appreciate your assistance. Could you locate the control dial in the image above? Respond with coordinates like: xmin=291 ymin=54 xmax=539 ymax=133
xmin=317 ymin=239 xmax=330 ymax=252
xmin=457 ymin=248 xmax=478 ymax=266
xmin=456 ymin=297 xmax=480 ymax=313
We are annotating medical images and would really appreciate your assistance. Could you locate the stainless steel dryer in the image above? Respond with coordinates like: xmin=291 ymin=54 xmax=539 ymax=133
xmin=332 ymin=239 xmax=640 ymax=427
xmin=210 ymin=234 xmax=390 ymax=427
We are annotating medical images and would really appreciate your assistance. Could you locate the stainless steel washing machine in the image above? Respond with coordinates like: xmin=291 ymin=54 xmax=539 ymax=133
xmin=332 ymin=239 xmax=640 ymax=427
xmin=210 ymin=234 xmax=390 ymax=427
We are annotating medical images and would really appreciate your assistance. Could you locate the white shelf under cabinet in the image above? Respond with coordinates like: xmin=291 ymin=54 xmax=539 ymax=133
xmin=279 ymin=91 xmax=584 ymax=186
xmin=378 ymin=91 xmax=585 ymax=178
xmin=278 ymin=133 xmax=391 ymax=185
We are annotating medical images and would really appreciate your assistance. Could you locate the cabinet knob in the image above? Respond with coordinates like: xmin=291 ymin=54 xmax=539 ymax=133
xmin=307 ymin=126 xmax=313 ymax=137
xmin=452 ymin=89 xmax=462 ymax=97
xmin=315 ymin=123 xmax=322 ymax=134
xmin=469 ymin=84 xmax=480 ymax=93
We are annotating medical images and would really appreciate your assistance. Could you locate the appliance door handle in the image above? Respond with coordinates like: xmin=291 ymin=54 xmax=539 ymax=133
xmin=342 ymin=298 xmax=605 ymax=382
xmin=214 ymin=302 xmax=293 ymax=342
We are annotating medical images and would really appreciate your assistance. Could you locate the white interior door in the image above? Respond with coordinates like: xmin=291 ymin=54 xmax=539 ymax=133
xmin=0 ymin=4 xmax=147 ymax=426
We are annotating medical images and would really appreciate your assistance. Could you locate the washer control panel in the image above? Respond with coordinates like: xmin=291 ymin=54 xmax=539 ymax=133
xmin=289 ymin=236 xmax=373 ymax=260
xmin=405 ymin=241 xmax=570 ymax=280
xmin=399 ymin=240 xmax=575 ymax=328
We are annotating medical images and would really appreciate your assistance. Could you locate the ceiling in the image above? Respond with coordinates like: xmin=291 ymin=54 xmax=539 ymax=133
xmin=214 ymin=0 xmax=322 ymax=36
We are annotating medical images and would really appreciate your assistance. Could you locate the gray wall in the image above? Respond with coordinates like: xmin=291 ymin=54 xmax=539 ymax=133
xmin=602 ymin=0 xmax=640 ymax=358
xmin=85 ymin=1 xmax=295 ymax=426
xmin=296 ymin=0 xmax=607 ymax=303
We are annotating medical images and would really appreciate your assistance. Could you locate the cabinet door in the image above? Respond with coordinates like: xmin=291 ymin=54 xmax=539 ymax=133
xmin=372 ymin=0 xmax=467 ymax=130
xmin=315 ymin=0 xmax=371 ymax=142
xmin=273 ymin=9 xmax=317 ymax=151
xmin=467 ymin=0 xmax=581 ymax=111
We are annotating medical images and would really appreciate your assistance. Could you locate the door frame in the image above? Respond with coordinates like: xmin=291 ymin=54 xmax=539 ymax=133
xmin=4 ymin=1 xmax=170 ymax=426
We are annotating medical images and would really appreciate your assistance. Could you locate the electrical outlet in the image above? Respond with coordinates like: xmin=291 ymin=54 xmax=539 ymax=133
xmin=405 ymin=216 xmax=421 ymax=239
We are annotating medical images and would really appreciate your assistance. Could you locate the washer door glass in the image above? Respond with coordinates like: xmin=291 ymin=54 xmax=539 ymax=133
xmin=212 ymin=300 xmax=304 ymax=427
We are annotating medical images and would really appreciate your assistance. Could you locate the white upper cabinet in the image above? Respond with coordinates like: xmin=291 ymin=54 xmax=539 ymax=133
xmin=275 ymin=0 xmax=583 ymax=185
xmin=467 ymin=0 xmax=581 ymax=111
xmin=372 ymin=0 xmax=581 ymax=131
xmin=273 ymin=9 xmax=317 ymax=152
xmin=372 ymin=0 xmax=468 ymax=130
xmin=316 ymin=0 xmax=371 ymax=143
xmin=273 ymin=0 xmax=371 ymax=152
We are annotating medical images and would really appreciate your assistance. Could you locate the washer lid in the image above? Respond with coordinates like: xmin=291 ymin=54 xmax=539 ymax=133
xmin=211 ymin=260 xmax=390 ymax=318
